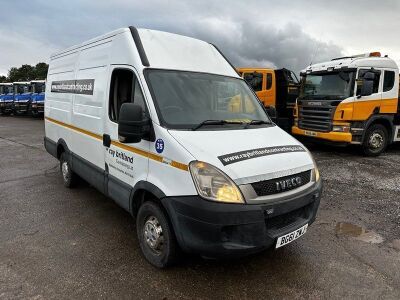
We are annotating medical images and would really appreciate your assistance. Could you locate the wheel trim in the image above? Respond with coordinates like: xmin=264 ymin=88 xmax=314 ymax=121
xmin=369 ymin=132 xmax=384 ymax=150
xmin=143 ymin=216 xmax=164 ymax=254
xmin=61 ymin=161 xmax=70 ymax=181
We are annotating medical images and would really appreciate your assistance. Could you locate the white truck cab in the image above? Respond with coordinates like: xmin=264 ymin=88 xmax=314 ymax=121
xmin=293 ymin=52 xmax=400 ymax=156
xmin=44 ymin=27 xmax=322 ymax=267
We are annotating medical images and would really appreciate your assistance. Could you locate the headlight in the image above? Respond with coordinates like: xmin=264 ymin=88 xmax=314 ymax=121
xmin=313 ymin=167 xmax=320 ymax=182
xmin=189 ymin=161 xmax=244 ymax=204
xmin=305 ymin=147 xmax=320 ymax=182
xmin=332 ymin=125 xmax=350 ymax=132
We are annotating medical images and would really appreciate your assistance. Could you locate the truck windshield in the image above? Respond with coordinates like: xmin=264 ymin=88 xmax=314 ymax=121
xmin=146 ymin=70 xmax=270 ymax=130
xmin=15 ymin=85 xmax=30 ymax=94
xmin=33 ymin=83 xmax=45 ymax=93
xmin=299 ymin=71 xmax=355 ymax=100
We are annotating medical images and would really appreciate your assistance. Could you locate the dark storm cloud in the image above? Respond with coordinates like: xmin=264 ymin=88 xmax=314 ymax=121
xmin=176 ymin=21 xmax=343 ymax=73
xmin=0 ymin=0 xmax=399 ymax=76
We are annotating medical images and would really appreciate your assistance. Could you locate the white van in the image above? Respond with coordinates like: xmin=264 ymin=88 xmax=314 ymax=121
xmin=44 ymin=27 xmax=322 ymax=268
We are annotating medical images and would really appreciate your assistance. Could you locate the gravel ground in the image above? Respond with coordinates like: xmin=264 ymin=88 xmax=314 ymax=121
xmin=0 ymin=116 xmax=399 ymax=299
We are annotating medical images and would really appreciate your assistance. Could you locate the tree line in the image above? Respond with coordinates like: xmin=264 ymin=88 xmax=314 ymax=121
xmin=0 ymin=63 xmax=49 ymax=83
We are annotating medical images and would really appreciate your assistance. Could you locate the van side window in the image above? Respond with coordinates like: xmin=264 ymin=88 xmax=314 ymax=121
xmin=109 ymin=69 xmax=147 ymax=122
xmin=383 ymin=70 xmax=395 ymax=92
xmin=266 ymin=73 xmax=273 ymax=90
xmin=356 ymin=69 xmax=381 ymax=95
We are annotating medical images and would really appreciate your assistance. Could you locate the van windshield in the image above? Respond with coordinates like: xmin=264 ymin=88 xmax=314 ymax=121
xmin=145 ymin=70 xmax=270 ymax=130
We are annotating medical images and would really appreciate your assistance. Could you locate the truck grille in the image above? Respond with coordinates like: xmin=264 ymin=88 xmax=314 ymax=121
xmin=298 ymin=100 xmax=337 ymax=132
xmin=251 ymin=170 xmax=311 ymax=197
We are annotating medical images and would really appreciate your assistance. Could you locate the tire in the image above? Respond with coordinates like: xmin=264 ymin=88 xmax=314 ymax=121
xmin=59 ymin=152 xmax=78 ymax=188
xmin=362 ymin=124 xmax=388 ymax=156
xmin=137 ymin=201 xmax=179 ymax=268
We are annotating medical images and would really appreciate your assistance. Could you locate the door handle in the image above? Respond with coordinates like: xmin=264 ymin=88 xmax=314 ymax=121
xmin=103 ymin=134 xmax=111 ymax=147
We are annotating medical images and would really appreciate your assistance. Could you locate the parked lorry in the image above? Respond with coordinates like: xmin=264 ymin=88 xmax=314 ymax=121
xmin=13 ymin=82 xmax=32 ymax=115
xmin=0 ymin=83 xmax=14 ymax=115
xmin=292 ymin=52 xmax=400 ymax=156
xmin=44 ymin=27 xmax=321 ymax=268
xmin=30 ymin=80 xmax=46 ymax=116
xmin=237 ymin=68 xmax=300 ymax=132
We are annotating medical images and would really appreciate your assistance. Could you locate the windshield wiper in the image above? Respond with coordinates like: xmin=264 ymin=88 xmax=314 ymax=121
xmin=191 ymin=120 xmax=243 ymax=131
xmin=243 ymin=119 xmax=271 ymax=129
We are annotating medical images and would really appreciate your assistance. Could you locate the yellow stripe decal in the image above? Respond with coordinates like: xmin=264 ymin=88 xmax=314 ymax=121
xmin=45 ymin=117 xmax=189 ymax=172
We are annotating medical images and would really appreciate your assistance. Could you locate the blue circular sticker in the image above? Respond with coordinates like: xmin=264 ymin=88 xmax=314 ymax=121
xmin=155 ymin=139 xmax=164 ymax=153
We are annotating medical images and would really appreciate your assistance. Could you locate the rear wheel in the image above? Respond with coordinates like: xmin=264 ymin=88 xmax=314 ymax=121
xmin=60 ymin=152 xmax=78 ymax=188
xmin=137 ymin=201 xmax=179 ymax=268
xmin=362 ymin=124 xmax=388 ymax=156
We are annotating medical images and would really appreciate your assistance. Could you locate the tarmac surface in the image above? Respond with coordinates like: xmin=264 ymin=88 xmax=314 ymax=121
xmin=0 ymin=116 xmax=399 ymax=299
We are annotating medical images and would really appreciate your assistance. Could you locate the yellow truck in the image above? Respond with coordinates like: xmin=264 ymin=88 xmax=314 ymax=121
xmin=292 ymin=52 xmax=400 ymax=156
xmin=237 ymin=68 xmax=300 ymax=131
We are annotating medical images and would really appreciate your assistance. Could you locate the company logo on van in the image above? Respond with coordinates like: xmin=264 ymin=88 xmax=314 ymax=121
xmin=218 ymin=145 xmax=305 ymax=166
xmin=275 ymin=176 xmax=302 ymax=192
xmin=51 ymin=79 xmax=95 ymax=95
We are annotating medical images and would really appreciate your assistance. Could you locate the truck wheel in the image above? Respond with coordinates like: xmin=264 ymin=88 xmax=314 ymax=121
xmin=362 ymin=124 xmax=388 ymax=156
xmin=60 ymin=152 xmax=77 ymax=188
xmin=137 ymin=201 xmax=178 ymax=268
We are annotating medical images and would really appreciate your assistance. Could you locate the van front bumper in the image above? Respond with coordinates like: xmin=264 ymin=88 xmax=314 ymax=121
xmin=161 ymin=180 xmax=322 ymax=257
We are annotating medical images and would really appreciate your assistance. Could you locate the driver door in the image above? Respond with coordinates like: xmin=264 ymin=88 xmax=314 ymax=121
xmin=103 ymin=66 xmax=150 ymax=211
xmin=353 ymin=68 xmax=382 ymax=120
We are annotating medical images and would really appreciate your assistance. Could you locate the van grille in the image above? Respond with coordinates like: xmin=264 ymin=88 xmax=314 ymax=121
xmin=267 ymin=203 xmax=312 ymax=229
xmin=298 ymin=100 xmax=337 ymax=132
xmin=251 ymin=170 xmax=311 ymax=197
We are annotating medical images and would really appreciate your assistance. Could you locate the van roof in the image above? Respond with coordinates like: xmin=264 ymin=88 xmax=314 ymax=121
xmin=30 ymin=80 xmax=46 ymax=83
xmin=50 ymin=28 xmax=127 ymax=59
xmin=50 ymin=27 xmax=238 ymax=78
xmin=0 ymin=83 xmax=13 ymax=86
xmin=138 ymin=28 xmax=238 ymax=76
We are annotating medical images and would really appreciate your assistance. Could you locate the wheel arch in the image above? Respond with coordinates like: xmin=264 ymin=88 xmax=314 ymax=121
xmin=363 ymin=115 xmax=394 ymax=143
xmin=56 ymin=138 xmax=69 ymax=159
xmin=130 ymin=181 xmax=167 ymax=217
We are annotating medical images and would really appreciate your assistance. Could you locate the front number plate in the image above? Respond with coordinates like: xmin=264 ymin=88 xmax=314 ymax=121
xmin=304 ymin=130 xmax=317 ymax=136
xmin=276 ymin=224 xmax=308 ymax=249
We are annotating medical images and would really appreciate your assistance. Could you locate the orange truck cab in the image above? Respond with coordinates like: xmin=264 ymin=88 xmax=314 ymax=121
xmin=237 ymin=68 xmax=300 ymax=132
xmin=292 ymin=52 xmax=400 ymax=156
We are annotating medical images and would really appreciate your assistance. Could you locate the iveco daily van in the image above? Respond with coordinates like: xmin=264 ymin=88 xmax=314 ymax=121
xmin=44 ymin=27 xmax=322 ymax=268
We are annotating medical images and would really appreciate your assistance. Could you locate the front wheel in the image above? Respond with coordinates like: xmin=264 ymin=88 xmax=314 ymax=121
xmin=137 ymin=201 xmax=179 ymax=268
xmin=362 ymin=124 xmax=388 ymax=156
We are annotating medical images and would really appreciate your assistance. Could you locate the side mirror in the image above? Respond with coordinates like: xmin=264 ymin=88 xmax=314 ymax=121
xmin=118 ymin=103 xmax=150 ymax=143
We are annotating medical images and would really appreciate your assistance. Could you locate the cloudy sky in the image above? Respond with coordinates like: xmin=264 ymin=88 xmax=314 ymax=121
xmin=1 ymin=0 xmax=399 ymax=76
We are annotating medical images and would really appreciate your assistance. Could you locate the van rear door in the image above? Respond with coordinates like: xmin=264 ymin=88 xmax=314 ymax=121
xmin=104 ymin=66 xmax=150 ymax=211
